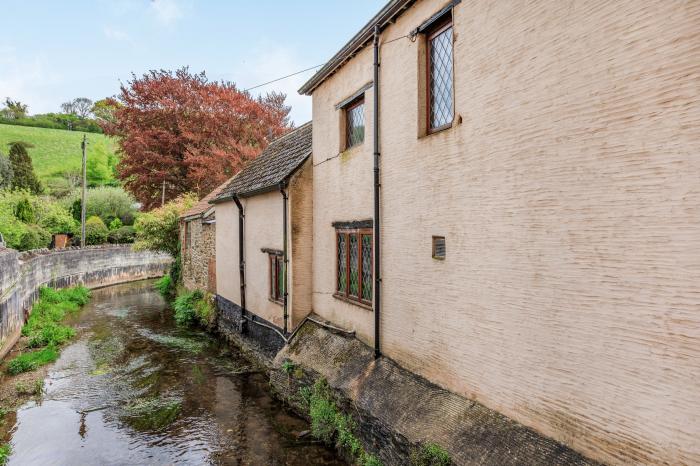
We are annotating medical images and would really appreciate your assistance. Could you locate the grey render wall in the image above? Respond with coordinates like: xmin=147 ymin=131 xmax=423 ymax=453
xmin=0 ymin=245 xmax=172 ymax=359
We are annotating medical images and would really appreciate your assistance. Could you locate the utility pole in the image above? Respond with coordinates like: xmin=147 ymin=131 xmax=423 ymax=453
xmin=80 ymin=135 xmax=87 ymax=247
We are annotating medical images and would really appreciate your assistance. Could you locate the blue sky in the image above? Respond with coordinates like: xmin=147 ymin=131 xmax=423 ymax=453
xmin=0 ymin=0 xmax=384 ymax=125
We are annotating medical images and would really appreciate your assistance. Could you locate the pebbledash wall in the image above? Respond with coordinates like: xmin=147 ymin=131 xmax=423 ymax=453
xmin=0 ymin=245 xmax=172 ymax=359
xmin=307 ymin=0 xmax=700 ymax=464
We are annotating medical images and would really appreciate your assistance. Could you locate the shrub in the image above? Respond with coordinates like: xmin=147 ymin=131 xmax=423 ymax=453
xmin=13 ymin=195 xmax=34 ymax=223
xmin=155 ymin=275 xmax=174 ymax=298
xmin=64 ymin=186 xmax=137 ymax=226
xmin=108 ymin=225 xmax=135 ymax=244
xmin=108 ymin=217 xmax=123 ymax=230
xmin=133 ymin=194 xmax=196 ymax=256
xmin=173 ymin=290 xmax=203 ymax=326
xmin=84 ymin=215 xmax=108 ymax=245
xmin=18 ymin=224 xmax=51 ymax=250
xmin=37 ymin=200 xmax=78 ymax=234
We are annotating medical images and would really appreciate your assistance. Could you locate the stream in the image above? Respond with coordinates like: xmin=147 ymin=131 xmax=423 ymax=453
xmin=4 ymin=280 xmax=343 ymax=465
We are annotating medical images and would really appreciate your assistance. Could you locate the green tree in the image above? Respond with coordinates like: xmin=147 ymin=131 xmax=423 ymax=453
xmin=133 ymin=193 xmax=196 ymax=255
xmin=8 ymin=142 xmax=42 ymax=194
xmin=0 ymin=150 xmax=13 ymax=189
xmin=1 ymin=98 xmax=28 ymax=119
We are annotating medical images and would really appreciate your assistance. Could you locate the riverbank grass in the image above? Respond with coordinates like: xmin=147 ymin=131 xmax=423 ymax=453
xmin=302 ymin=378 xmax=384 ymax=466
xmin=6 ymin=286 xmax=90 ymax=375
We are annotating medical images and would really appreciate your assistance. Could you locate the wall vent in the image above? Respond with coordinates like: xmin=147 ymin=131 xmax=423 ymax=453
xmin=432 ymin=236 xmax=446 ymax=260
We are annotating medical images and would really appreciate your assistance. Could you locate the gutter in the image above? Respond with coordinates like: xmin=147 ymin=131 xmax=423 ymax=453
xmin=232 ymin=195 xmax=247 ymax=333
xmin=373 ymin=25 xmax=382 ymax=359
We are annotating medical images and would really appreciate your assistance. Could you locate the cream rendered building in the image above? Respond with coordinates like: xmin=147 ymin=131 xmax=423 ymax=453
xmin=299 ymin=0 xmax=700 ymax=464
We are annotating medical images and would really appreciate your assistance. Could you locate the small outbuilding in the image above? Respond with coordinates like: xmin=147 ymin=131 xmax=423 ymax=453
xmin=212 ymin=122 xmax=312 ymax=337
xmin=179 ymin=182 xmax=229 ymax=293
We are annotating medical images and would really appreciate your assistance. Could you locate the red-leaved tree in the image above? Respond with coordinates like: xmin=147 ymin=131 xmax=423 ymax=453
xmin=102 ymin=68 xmax=291 ymax=209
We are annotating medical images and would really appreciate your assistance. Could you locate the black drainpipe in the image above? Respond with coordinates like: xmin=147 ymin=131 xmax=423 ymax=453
xmin=373 ymin=25 xmax=382 ymax=359
xmin=232 ymin=195 xmax=247 ymax=333
xmin=279 ymin=181 xmax=289 ymax=335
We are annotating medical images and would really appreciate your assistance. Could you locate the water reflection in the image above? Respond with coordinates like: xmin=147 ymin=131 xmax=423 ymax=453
xmin=7 ymin=280 xmax=342 ymax=465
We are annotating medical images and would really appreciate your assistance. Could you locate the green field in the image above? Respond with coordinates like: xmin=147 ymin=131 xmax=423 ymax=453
xmin=0 ymin=123 xmax=118 ymax=192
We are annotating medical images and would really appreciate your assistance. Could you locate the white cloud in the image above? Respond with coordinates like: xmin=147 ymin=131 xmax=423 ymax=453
xmin=0 ymin=46 xmax=56 ymax=114
xmin=103 ymin=26 xmax=131 ymax=42
xmin=227 ymin=45 xmax=318 ymax=125
xmin=150 ymin=0 xmax=184 ymax=26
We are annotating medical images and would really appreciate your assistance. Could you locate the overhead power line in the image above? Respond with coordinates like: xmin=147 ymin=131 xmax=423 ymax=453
xmin=244 ymin=64 xmax=325 ymax=92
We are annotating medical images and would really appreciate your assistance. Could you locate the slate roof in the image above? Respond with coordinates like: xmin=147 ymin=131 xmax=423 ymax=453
xmin=180 ymin=179 xmax=231 ymax=220
xmin=213 ymin=121 xmax=312 ymax=201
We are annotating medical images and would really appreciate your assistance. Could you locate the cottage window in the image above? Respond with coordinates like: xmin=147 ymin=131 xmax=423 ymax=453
xmin=269 ymin=252 xmax=284 ymax=304
xmin=345 ymin=97 xmax=365 ymax=148
xmin=427 ymin=20 xmax=454 ymax=132
xmin=185 ymin=221 xmax=192 ymax=252
xmin=335 ymin=228 xmax=372 ymax=305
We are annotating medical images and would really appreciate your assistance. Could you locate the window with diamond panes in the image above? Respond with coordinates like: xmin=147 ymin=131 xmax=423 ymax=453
xmin=428 ymin=22 xmax=453 ymax=131
xmin=335 ymin=228 xmax=372 ymax=305
xmin=345 ymin=98 xmax=365 ymax=148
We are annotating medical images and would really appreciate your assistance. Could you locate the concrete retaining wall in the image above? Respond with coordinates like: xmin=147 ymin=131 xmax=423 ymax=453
xmin=0 ymin=245 xmax=172 ymax=359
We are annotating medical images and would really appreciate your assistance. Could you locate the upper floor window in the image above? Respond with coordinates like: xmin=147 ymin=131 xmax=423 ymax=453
xmin=345 ymin=97 xmax=365 ymax=148
xmin=427 ymin=21 xmax=454 ymax=131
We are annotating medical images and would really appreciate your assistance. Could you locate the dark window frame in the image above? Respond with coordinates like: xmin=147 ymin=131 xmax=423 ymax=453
xmin=334 ymin=227 xmax=373 ymax=308
xmin=268 ymin=252 xmax=284 ymax=304
xmin=426 ymin=17 xmax=454 ymax=134
xmin=344 ymin=96 xmax=366 ymax=149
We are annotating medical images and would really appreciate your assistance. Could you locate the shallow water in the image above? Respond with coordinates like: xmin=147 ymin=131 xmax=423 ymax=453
xmin=6 ymin=280 xmax=343 ymax=465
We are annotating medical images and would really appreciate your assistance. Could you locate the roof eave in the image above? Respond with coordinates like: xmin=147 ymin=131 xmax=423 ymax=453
xmin=298 ymin=0 xmax=415 ymax=95
xmin=212 ymin=152 xmax=311 ymax=201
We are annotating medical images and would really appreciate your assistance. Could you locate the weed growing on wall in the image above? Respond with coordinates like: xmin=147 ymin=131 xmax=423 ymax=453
xmin=301 ymin=378 xmax=384 ymax=466
xmin=410 ymin=442 xmax=451 ymax=466
xmin=6 ymin=286 xmax=90 ymax=375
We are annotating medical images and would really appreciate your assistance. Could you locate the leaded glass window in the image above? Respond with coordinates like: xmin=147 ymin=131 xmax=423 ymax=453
xmin=335 ymin=228 xmax=373 ymax=305
xmin=337 ymin=234 xmax=346 ymax=293
xmin=428 ymin=22 xmax=453 ymax=131
xmin=345 ymin=98 xmax=365 ymax=148
xmin=361 ymin=234 xmax=372 ymax=301
xmin=349 ymin=234 xmax=359 ymax=297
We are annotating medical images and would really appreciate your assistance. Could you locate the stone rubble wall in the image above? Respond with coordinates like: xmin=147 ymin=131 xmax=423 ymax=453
xmin=0 ymin=245 xmax=172 ymax=359
xmin=182 ymin=219 xmax=216 ymax=292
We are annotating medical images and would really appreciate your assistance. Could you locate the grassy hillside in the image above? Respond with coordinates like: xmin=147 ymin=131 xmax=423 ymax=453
xmin=0 ymin=123 xmax=118 ymax=193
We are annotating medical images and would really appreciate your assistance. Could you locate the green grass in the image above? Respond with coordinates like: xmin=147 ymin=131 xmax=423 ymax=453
xmin=303 ymin=378 xmax=384 ymax=466
xmin=0 ymin=442 xmax=10 ymax=465
xmin=0 ymin=123 xmax=118 ymax=190
xmin=7 ymin=346 xmax=59 ymax=375
xmin=6 ymin=286 xmax=90 ymax=375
